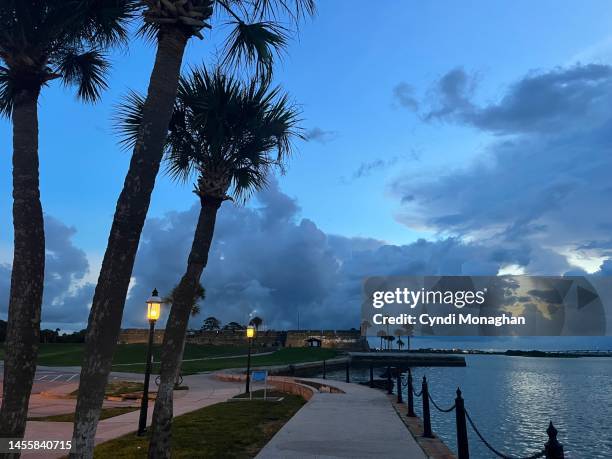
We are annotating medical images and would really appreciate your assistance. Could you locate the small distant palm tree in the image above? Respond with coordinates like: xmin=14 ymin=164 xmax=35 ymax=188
xmin=249 ymin=316 xmax=263 ymax=330
xmin=0 ymin=0 xmax=133 ymax=440
xmin=117 ymin=66 xmax=301 ymax=456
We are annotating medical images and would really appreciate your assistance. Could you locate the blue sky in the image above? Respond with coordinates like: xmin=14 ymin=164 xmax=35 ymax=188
xmin=2 ymin=1 xmax=612 ymax=346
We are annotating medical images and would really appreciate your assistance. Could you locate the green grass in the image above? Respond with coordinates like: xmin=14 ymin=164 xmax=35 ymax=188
xmin=0 ymin=344 xmax=338 ymax=375
xmin=93 ymin=390 xmax=306 ymax=458
xmin=30 ymin=407 xmax=137 ymax=423
xmin=123 ymin=347 xmax=339 ymax=374
xmin=0 ymin=343 xmax=251 ymax=367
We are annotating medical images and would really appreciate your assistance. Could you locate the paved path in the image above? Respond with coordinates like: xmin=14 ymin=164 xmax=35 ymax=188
xmin=20 ymin=372 xmax=250 ymax=458
xmin=256 ymin=378 xmax=426 ymax=459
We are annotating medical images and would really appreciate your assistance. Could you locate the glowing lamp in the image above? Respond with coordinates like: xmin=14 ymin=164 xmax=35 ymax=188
xmin=146 ymin=289 xmax=162 ymax=322
xmin=246 ymin=325 xmax=256 ymax=339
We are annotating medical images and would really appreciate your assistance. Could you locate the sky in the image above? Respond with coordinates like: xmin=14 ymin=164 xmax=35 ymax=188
xmin=1 ymin=1 xmax=612 ymax=349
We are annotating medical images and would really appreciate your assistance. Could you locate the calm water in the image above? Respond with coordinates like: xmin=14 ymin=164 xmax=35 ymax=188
xmin=320 ymin=355 xmax=612 ymax=458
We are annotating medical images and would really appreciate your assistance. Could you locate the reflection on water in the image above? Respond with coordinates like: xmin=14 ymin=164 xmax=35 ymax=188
xmin=319 ymin=355 xmax=612 ymax=458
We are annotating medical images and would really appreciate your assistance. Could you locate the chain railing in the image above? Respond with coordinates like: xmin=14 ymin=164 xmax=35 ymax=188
xmin=394 ymin=368 xmax=565 ymax=459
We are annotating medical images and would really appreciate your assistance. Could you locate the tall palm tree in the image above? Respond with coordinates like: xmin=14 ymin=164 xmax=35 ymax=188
xmin=73 ymin=3 xmax=314 ymax=455
xmin=117 ymin=66 xmax=301 ymax=457
xmin=162 ymin=282 xmax=205 ymax=384
xmin=0 ymin=0 xmax=134 ymax=441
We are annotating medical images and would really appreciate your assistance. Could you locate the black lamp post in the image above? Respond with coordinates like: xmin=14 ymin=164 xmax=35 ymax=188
xmin=137 ymin=288 xmax=161 ymax=436
xmin=245 ymin=325 xmax=256 ymax=394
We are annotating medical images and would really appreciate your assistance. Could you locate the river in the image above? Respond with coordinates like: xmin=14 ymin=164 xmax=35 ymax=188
xmin=320 ymin=354 xmax=612 ymax=458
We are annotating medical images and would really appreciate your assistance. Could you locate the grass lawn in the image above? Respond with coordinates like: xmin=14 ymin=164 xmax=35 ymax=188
xmin=30 ymin=407 xmax=137 ymax=423
xmin=0 ymin=343 xmax=250 ymax=367
xmin=0 ymin=344 xmax=339 ymax=375
xmin=93 ymin=390 xmax=305 ymax=458
xmin=124 ymin=347 xmax=339 ymax=374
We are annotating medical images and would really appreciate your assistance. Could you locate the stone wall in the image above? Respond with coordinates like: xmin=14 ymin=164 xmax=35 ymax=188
xmin=118 ymin=328 xmax=368 ymax=351
xmin=285 ymin=330 xmax=369 ymax=351
xmin=118 ymin=328 xmax=165 ymax=344
xmin=186 ymin=330 xmax=286 ymax=348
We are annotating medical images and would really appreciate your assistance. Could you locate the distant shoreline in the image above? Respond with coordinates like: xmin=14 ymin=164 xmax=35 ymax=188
xmin=386 ymin=348 xmax=612 ymax=358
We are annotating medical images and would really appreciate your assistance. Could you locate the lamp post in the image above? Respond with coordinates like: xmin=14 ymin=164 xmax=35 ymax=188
xmin=137 ymin=289 xmax=161 ymax=436
xmin=245 ymin=325 xmax=256 ymax=394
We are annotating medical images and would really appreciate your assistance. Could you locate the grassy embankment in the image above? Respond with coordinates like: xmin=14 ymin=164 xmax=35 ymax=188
xmin=93 ymin=390 xmax=305 ymax=458
xmin=0 ymin=343 xmax=339 ymax=374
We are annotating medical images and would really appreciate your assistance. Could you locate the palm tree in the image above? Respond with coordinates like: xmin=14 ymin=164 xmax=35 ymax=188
xmin=249 ymin=316 xmax=263 ymax=330
xmin=163 ymin=283 xmax=205 ymax=384
xmin=116 ymin=66 xmax=301 ymax=457
xmin=0 ymin=0 xmax=133 ymax=441
xmin=74 ymin=3 xmax=314 ymax=455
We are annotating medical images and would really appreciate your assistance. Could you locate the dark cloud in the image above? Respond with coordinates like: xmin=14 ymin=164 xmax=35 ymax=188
xmin=304 ymin=127 xmax=338 ymax=144
xmin=0 ymin=215 xmax=94 ymax=330
xmin=121 ymin=179 xmax=528 ymax=331
xmin=394 ymin=64 xmax=612 ymax=274
xmin=392 ymin=82 xmax=419 ymax=111
xmin=424 ymin=64 xmax=612 ymax=135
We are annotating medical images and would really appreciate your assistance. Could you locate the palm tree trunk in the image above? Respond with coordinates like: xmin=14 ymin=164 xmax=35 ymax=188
xmin=148 ymin=196 xmax=223 ymax=459
xmin=0 ymin=87 xmax=44 ymax=445
xmin=71 ymin=29 xmax=188 ymax=459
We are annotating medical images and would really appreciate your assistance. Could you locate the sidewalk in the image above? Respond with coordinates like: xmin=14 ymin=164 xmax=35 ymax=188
xmin=21 ymin=373 xmax=246 ymax=458
xmin=256 ymin=378 xmax=427 ymax=459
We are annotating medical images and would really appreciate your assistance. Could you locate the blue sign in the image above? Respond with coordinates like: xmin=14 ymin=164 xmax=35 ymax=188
xmin=251 ymin=370 xmax=267 ymax=382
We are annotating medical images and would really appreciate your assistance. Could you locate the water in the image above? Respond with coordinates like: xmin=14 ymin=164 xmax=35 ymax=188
xmin=320 ymin=355 xmax=612 ymax=458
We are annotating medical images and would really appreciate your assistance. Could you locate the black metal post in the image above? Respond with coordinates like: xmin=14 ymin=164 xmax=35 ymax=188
xmin=422 ymin=376 xmax=433 ymax=438
xmin=322 ymin=360 xmax=326 ymax=379
xmin=455 ymin=388 xmax=469 ymax=459
xmin=387 ymin=365 xmax=392 ymax=394
xmin=345 ymin=360 xmax=350 ymax=383
xmin=245 ymin=336 xmax=252 ymax=393
xmin=396 ymin=371 xmax=403 ymax=403
xmin=137 ymin=319 xmax=155 ymax=436
xmin=407 ymin=369 xmax=415 ymax=417
xmin=369 ymin=364 xmax=374 ymax=388
xmin=544 ymin=422 xmax=564 ymax=459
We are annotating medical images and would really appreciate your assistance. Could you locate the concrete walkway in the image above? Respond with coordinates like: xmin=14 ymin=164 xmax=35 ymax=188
xmin=21 ymin=372 xmax=248 ymax=458
xmin=256 ymin=378 xmax=427 ymax=459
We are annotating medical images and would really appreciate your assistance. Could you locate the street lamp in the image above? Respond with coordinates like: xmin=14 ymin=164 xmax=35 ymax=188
xmin=138 ymin=288 xmax=162 ymax=436
xmin=245 ymin=325 xmax=256 ymax=394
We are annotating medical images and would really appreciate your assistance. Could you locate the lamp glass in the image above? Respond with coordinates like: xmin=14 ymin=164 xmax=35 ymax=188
xmin=147 ymin=301 xmax=161 ymax=321
xmin=246 ymin=325 xmax=256 ymax=339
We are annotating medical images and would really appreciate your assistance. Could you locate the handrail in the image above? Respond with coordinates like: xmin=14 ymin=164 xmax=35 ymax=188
xmin=393 ymin=368 xmax=564 ymax=459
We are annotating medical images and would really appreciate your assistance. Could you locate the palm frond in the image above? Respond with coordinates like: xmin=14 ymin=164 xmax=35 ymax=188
xmin=80 ymin=0 xmax=140 ymax=48
xmin=222 ymin=20 xmax=288 ymax=80
xmin=56 ymin=49 xmax=110 ymax=102
xmin=251 ymin=0 xmax=316 ymax=22
xmin=114 ymin=89 xmax=145 ymax=150
xmin=0 ymin=66 xmax=15 ymax=118
xmin=164 ymin=65 xmax=302 ymax=203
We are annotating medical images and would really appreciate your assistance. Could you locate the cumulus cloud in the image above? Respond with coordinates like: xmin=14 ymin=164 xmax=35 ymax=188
xmin=423 ymin=64 xmax=612 ymax=134
xmin=394 ymin=64 xmax=612 ymax=274
xmin=304 ymin=127 xmax=338 ymax=144
xmin=0 ymin=215 xmax=94 ymax=330
xmin=121 ymin=179 xmax=530 ymax=331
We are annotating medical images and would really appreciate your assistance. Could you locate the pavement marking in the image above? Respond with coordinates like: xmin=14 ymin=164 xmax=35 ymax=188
xmin=67 ymin=374 xmax=78 ymax=382
xmin=35 ymin=375 xmax=49 ymax=381
xmin=49 ymin=374 xmax=64 ymax=382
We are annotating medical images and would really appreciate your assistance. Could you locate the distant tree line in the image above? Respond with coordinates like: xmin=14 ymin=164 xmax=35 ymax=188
xmin=0 ymin=321 xmax=85 ymax=344
xmin=200 ymin=316 xmax=263 ymax=332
